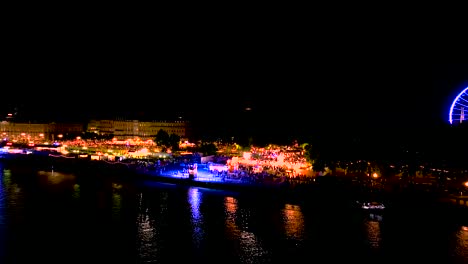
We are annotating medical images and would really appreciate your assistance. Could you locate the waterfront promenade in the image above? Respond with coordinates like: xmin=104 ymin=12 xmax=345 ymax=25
xmin=2 ymin=151 xmax=468 ymax=212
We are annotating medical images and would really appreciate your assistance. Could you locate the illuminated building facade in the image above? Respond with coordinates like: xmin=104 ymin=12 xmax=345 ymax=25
xmin=1 ymin=118 xmax=188 ymax=143
xmin=86 ymin=119 xmax=189 ymax=141
xmin=0 ymin=121 xmax=83 ymax=142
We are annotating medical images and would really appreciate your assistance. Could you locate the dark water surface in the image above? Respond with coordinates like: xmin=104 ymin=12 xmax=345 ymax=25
xmin=1 ymin=162 xmax=467 ymax=264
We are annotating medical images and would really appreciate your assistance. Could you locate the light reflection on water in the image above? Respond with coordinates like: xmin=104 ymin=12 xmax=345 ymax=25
xmin=72 ymin=183 xmax=80 ymax=200
xmin=1 ymin=168 xmax=24 ymax=222
xmin=364 ymin=213 xmax=383 ymax=249
xmin=111 ymin=183 xmax=122 ymax=221
xmin=282 ymin=203 xmax=305 ymax=241
xmin=0 ymin=165 xmax=467 ymax=263
xmin=0 ymin=166 xmax=6 ymax=261
xmin=453 ymin=226 xmax=468 ymax=261
xmin=224 ymin=196 xmax=270 ymax=263
xmin=188 ymin=187 xmax=204 ymax=249
xmin=137 ymin=191 xmax=159 ymax=263
xmin=37 ymin=170 xmax=75 ymax=185
xmin=0 ymin=169 xmax=5 ymax=226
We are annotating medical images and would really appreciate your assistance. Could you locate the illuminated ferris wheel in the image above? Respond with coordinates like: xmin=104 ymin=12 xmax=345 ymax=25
xmin=449 ymin=87 xmax=468 ymax=124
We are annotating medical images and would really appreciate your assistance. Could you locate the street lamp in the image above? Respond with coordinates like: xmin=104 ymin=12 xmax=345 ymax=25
xmin=370 ymin=172 xmax=379 ymax=188
xmin=460 ymin=181 xmax=468 ymax=196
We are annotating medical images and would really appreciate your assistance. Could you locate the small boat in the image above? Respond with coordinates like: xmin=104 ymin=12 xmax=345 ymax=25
xmin=360 ymin=201 xmax=385 ymax=210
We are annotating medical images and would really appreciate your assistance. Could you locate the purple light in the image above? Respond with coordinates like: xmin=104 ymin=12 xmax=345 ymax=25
xmin=449 ymin=87 xmax=468 ymax=124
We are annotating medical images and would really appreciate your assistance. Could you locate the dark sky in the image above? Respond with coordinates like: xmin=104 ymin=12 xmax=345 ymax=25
xmin=1 ymin=20 xmax=467 ymax=142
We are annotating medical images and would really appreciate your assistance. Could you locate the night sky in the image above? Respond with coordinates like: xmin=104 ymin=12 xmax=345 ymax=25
xmin=1 ymin=22 xmax=467 ymax=143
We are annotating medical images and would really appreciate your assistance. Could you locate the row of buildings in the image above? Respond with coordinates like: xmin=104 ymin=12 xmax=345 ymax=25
xmin=0 ymin=118 xmax=189 ymax=143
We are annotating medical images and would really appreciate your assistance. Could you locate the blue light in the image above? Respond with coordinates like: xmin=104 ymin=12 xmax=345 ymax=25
xmin=449 ymin=87 xmax=468 ymax=124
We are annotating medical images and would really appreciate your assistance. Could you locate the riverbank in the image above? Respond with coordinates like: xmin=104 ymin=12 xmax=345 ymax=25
xmin=2 ymin=153 xmax=467 ymax=214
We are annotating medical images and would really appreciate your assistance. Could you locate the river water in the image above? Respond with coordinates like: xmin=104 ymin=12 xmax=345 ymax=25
xmin=0 ymin=161 xmax=467 ymax=264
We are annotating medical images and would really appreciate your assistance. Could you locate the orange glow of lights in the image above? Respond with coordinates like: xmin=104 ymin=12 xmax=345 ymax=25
xmin=225 ymin=197 xmax=237 ymax=214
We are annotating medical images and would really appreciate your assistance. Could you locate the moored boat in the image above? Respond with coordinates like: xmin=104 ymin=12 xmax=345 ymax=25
xmin=360 ymin=201 xmax=385 ymax=210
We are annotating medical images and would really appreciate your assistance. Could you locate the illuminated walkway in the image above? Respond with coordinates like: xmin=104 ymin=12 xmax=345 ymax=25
xmin=144 ymin=166 xmax=244 ymax=184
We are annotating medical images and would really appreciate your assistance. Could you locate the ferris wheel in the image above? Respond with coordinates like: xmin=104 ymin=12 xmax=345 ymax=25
xmin=449 ymin=87 xmax=468 ymax=124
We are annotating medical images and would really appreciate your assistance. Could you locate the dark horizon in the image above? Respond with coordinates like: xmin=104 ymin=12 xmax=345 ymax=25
xmin=3 ymin=64 xmax=466 ymax=122
xmin=2 ymin=53 xmax=467 ymax=145
xmin=1 ymin=14 xmax=466 ymax=140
